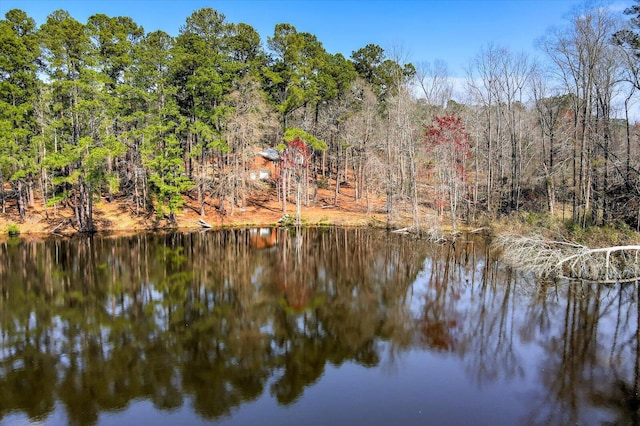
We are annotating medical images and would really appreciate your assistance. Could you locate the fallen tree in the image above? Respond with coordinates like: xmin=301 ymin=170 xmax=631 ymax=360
xmin=492 ymin=233 xmax=640 ymax=282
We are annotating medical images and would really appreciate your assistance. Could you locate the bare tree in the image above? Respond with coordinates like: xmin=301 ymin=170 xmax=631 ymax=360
xmin=225 ymin=76 xmax=278 ymax=214
xmin=466 ymin=44 xmax=503 ymax=215
xmin=530 ymin=65 xmax=571 ymax=216
xmin=466 ymin=44 xmax=533 ymax=214
xmin=416 ymin=59 xmax=453 ymax=115
xmin=382 ymin=45 xmax=419 ymax=228
xmin=341 ymin=79 xmax=384 ymax=212
xmin=496 ymin=48 xmax=533 ymax=212
xmin=540 ymin=5 xmax=622 ymax=226
xmin=613 ymin=7 xmax=640 ymax=228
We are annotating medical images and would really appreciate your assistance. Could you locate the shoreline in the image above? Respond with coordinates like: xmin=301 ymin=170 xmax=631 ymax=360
xmin=0 ymin=197 xmax=397 ymax=239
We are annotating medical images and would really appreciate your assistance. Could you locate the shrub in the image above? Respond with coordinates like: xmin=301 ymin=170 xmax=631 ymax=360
xmin=316 ymin=177 xmax=330 ymax=190
xmin=7 ymin=224 xmax=19 ymax=236
xmin=278 ymin=214 xmax=295 ymax=227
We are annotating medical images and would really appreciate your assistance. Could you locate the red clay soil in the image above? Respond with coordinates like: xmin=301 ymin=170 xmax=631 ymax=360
xmin=0 ymin=184 xmax=406 ymax=237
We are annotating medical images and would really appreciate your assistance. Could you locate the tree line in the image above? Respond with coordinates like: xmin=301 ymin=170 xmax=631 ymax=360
xmin=2 ymin=2 xmax=640 ymax=232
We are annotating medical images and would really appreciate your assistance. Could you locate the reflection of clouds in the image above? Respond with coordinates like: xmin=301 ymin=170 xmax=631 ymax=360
xmin=409 ymin=267 xmax=431 ymax=316
xmin=378 ymin=341 xmax=405 ymax=377
xmin=408 ymin=242 xmax=640 ymax=424
xmin=3 ymin=232 xmax=640 ymax=424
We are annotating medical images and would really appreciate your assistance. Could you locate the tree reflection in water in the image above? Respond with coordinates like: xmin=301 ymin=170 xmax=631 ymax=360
xmin=0 ymin=228 xmax=640 ymax=425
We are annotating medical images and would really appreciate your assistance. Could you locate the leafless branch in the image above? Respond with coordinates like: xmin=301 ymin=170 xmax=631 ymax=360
xmin=492 ymin=234 xmax=640 ymax=282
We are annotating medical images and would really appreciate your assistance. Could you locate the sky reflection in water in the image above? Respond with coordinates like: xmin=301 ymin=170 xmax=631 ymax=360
xmin=0 ymin=228 xmax=638 ymax=425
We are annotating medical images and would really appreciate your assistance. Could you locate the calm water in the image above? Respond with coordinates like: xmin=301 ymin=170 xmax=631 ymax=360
xmin=0 ymin=227 xmax=638 ymax=425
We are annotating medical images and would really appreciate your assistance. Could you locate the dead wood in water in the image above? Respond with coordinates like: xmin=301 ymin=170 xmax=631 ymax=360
xmin=198 ymin=219 xmax=212 ymax=228
xmin=492 ymin=233 xmax=640 ymax=282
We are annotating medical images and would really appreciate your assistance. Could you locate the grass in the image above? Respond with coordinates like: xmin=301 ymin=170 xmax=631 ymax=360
xmin=565 ymin=220 xmax=636 ymax=247
xmin=488 ymin=210 xmax=639 ymax=248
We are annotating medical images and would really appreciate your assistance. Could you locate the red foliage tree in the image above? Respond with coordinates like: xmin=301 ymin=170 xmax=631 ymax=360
xmin=282 ymin=137 xmax=311 ymax=170
xmin=424 ymin=114 xmax=472 ymax=230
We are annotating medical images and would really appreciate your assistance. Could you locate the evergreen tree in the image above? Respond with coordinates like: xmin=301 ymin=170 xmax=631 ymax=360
xmin=0 ymin=9 xmax=41 ymax=217
xmin=172 ymin=7 xmax=238 ymax=215
xmin=40 ymin=10 xmax=125 ymax=232
xmin=136 ymin=30 xmax=192 ymax=220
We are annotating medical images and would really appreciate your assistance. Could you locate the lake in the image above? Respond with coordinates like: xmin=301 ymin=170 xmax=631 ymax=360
xmin=0 ymin=227 xmax=637 ymax=425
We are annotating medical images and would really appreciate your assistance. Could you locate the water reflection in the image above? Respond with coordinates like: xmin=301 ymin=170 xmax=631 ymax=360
xmin=0 ymin=228 xmax=639 ymax=425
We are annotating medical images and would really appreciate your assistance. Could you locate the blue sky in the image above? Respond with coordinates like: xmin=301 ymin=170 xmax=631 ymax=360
xmin=0 ymin=0 xmax=629 ymax=76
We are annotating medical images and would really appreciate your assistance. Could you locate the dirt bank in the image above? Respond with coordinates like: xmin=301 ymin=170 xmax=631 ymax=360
xmin=0 ymin=185 xmax=402 ymax=237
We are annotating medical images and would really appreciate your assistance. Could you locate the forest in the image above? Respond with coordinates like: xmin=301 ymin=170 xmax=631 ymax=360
xmin=2 ymin=2 xmax=640 ymax=233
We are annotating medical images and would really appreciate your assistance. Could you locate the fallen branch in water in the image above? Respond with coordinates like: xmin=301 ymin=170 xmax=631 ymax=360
xmin=492 ymin=233 xmax=640 ymax=282
xmin=50 ymin=219 xmax=72 ymax=235
xmin=391 ymin=227 xmax=412 ymax=234
xmin=198 ymin=218 xmax=212 ymax=228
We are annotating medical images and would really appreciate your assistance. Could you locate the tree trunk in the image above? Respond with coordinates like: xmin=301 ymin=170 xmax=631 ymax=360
xmin=448 ymin=171 xmax=457 ymax=231
xmin=295 ymin=174 xmax=302 ymax=226
xmin=16 ymin=180 xmax=26 ymax=219
xmin=281 ymin=167 xmax=288 ymax=213
xmin=1 ymin=171 xmax=5 ymax=214
xmin=626 ymin=96 xmax=633 ymax=189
